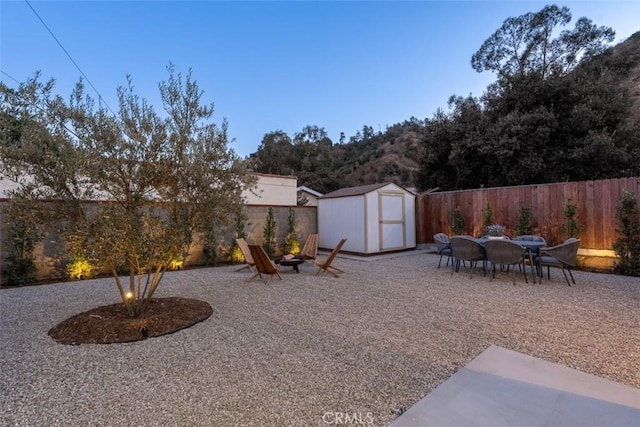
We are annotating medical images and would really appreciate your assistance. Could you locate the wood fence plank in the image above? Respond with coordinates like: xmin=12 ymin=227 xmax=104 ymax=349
xmin=605 ymin=179 xmax=619 ymax=249
xmin=584 ymin=180 xmax=596 ymax=248
xmin=594 ymin=180 xmax=606 ymax=249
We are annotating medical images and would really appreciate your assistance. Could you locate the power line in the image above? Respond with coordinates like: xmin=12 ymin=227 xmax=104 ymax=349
xmin=23 ymin=0 xmax=118 ymax=117
xmin=1 ymin=69 xmax=86 ymax=143
xmin=0 ymin=70 xmax=22 ymax=85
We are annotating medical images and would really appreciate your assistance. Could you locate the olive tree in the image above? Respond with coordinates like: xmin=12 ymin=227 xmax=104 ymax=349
xmin=0 ymin=66 xmax=255 ymax=316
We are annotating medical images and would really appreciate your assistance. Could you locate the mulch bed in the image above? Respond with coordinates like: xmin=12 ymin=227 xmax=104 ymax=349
xmin=48 ymin=297 xmax=213 ymax=345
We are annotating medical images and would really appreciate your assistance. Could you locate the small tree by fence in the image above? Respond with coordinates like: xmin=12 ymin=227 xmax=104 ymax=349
xmin=613 ymin=189 xmax=640 ymax=276
xmin=263 ymin=207 xmax=278 ymax=258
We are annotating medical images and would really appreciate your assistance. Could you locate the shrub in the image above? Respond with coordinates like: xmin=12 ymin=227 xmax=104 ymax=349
xmin=263 ymin=207 xmax=278 ymax=258
xmin=451 ymin=207 xmax=466 ymax=235
xmin=514 ymin=204 xmax=534 ymax=236
xmin=5 ymin=254 xmax=36 ymax=287
xmin=201 ymin=228 xmax=218 ymax=266
xmin=482 ymin=203 xmax=493 ymax=234
xmin=613 ymin=189 xmax=640 ymax=276
xmin=1 ymin=198 xmax=41 ymax=286
xmin=562 ymin=199 xmax=581 ymax=239
xmin=66 ymin=256 xmax=93 ymax=280
xmin=225 ymin=213 xmax=248 ymax=265
xmin=283 ymin=208 xmax=300 ymax=255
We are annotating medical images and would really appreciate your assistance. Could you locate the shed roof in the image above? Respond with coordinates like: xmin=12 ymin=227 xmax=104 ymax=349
xmin=320 ymin=182 xmax=392 ymax=199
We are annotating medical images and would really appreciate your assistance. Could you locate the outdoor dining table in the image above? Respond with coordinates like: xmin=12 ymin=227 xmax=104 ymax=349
xmin=511 ymin=239 xmax=546 ymax=284
xmin=473 ymin=237 xmax=546 ymax=284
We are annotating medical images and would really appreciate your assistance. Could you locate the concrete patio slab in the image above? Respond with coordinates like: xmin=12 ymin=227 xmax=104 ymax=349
xmin=390 ymin=345 xmax=640 ymax=427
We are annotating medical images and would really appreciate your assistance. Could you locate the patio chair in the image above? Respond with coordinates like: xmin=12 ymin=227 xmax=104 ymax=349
xmin=299 ymin=234 xmax=319 ymax=261
xmin=235 ymin=238 xmax=255 ymax=272
xmin=536 ymin=238 xmax=580 ymax=286
xmin=314 ymin=238 xmax=347 ymax=277
xmin=246 ymin=245 xmax=282 ymax=286
xmin=433 ymin=233 xmax=452 ymax=268
xmin=450 ymin=236 xmax=486 ymax=279
xmin=483 ymin=239 xmax=528 ymax=285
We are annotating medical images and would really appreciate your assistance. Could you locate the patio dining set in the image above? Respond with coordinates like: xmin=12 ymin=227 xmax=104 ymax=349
xmin=434 ymin=233 xmax=580 ymax=286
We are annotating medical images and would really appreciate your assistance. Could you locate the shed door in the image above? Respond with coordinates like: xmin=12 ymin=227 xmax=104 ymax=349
xmin=378 ymin=192 xmax=405 ymax=251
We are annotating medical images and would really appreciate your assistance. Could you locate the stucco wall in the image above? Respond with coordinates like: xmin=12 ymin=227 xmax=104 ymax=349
xmin=243 ymin=174 xmax=297 ymax=206
xmin=0 ymin=201 xmax=317 ymax=283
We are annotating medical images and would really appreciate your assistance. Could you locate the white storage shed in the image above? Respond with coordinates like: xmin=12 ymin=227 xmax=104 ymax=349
xmin=318 ymin=182 xmax=416 ymax=254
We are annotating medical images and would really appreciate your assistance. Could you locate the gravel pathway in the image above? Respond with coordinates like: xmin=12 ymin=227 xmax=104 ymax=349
xmin=1 ymin=253 xmax=639 ymax=426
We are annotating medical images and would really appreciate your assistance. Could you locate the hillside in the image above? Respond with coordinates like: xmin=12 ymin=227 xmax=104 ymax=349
xmin=331 ymin=31 xmax=640 ymax=192
xmin=249 ymin=31 xmax=640 ymax=194
xmin=330 ymin=120 xmax=424 ymax=190
xmin=609 ymin=32 xmax=640 ymax=127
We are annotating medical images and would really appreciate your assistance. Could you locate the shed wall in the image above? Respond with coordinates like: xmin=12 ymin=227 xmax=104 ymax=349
xmin=318 ymin=196 xmax=365 ymax=253
xmin=365 ymin=192 xmax=379 ymax=253
xmin=405 ymin=192 xmax=417 ymax=248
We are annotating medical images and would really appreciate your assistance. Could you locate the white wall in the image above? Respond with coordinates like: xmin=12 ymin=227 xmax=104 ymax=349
xmin=318 ymin=196 xmax=365 ymax=253
xmin=404 ymin=191 xmax=416 ymax=248
xmin=3 ymin=172 xmax=298 ymax=206
xmin=365 ymin=191 xmax=379 ymax=253
xmin=298 ymin=191 xmax=320 ymax=207
xmin=242 ymin=173 xmax=297 ymax=206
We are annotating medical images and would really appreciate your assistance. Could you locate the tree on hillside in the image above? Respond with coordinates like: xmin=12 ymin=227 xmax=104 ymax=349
xmin=251 ymin=125 xmax=341 ymax=193
xmin=416 ymin=4 xmax=639 ymax=192
xmin=251 ymin=130 xmax=293 ymax=175
xmin=471 ymin=4 xmax=614 ymax=80
xmin=0 ymin=66 xmax=254 ymax=316
xmin=291 ymin=125 xmax=337 ymax=193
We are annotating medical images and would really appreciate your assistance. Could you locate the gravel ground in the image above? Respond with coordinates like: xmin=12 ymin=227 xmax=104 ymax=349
xmin=1 ymin=252 xmax=639 ymax=427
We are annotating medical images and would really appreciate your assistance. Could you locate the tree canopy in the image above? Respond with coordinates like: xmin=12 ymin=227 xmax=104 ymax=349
xmin=415 ymin=5 xmax=640 ymax=191
xmin=250 ymin=125 xmax=341 ymax=194
xmin=471 ymin=4 xmax=615 ymax=80
xmin=0 ymin=66 xmax=254 ymax=315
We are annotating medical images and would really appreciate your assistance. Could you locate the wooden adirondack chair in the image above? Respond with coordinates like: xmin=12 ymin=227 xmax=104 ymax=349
xmin=299 ymin=234 xmax=319 ymax=261
xmin=314 ymin=238 xmax=347 ymax=277
xmin=246 ymin=245 xmax=283 ymax=286
xmin=235 ymin=238 xmax=255 ymax=272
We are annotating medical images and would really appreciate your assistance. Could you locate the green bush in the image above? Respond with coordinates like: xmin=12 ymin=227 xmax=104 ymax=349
xmin=514 ymin=204 xmax=534 ymax=236
xmin=613 ymin=189 xmax=640 ymax=276
xmin=263 ymin=207 xmax=278 ymax=258
xmin=283 ymin=208 xmax=300 ymax=255
xmin=225 ymin=213 xmax=248 ymax=265
xmin=2 ymin=198 xmax=41 ymax=286
xmin=66 ymin=256 xmax=93 ymax=280
xmin=451 ymin=207 xmax=466 ymax=235
xmin=4 ymin=254 xmax=36 ymax=286
xmin=562 ymin=199 xmax=581 ymax=239
xmin=482 ymin=203 xmax=493 ymax=234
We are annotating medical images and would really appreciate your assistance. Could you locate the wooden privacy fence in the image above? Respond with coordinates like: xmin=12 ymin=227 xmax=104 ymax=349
xmin=416 ymin=177 xmax=640 ymax=251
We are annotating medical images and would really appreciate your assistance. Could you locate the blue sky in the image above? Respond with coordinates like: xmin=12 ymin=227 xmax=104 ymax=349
xmin=1 ymin=1 xmax=639 ymax=158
